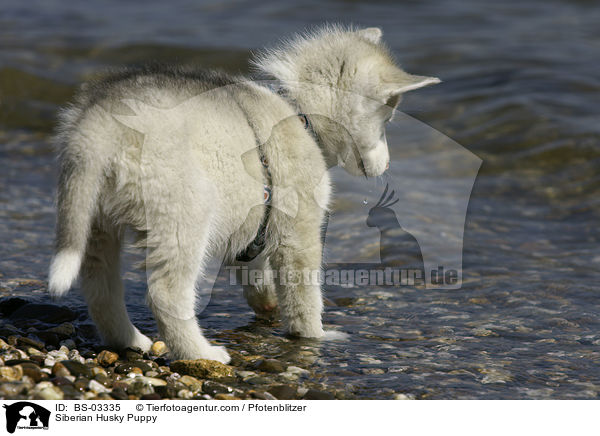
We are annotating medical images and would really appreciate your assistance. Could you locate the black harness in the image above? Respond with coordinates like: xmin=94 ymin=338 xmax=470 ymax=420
xmin=235 ymin=113 xmax=312 ymax=262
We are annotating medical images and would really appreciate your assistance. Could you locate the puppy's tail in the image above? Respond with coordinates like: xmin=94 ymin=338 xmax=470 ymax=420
xmin=49 ymin=145 xmax=104 ymax=298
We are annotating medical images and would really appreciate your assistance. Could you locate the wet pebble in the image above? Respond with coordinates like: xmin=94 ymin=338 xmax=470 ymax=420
xmin=303 ymin=389 xmax=335 ymax=400
xmin=268 ymin=384 xmax=297 ymax=400
xmin=150 ymin=341 xmax=167 ymax=356
xmin=202 ymin=381 xmax=234 ymax=396
xmin=60 ymin=360 xmax=92 ymax=378
xmin=97 ymin=350 xmax=119 ymax=366
xmin=255 ymin=359 xmax=285 ymax=373
xmin=8 ymin=303 xmax=77 ymax=324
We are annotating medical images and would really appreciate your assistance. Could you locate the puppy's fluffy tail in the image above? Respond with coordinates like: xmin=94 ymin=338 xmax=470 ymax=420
xmin=49 ymin=144 xmax=104 ymax=298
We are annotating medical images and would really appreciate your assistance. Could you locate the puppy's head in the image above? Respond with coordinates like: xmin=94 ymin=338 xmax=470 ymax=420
xmin=253 ymin=25 xmax=439 ymax=177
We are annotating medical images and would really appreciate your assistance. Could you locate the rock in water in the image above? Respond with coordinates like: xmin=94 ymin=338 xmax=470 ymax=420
xmin=268 ymin=385 xmax=297 ymax=400
xmin=170 ymin=359 xmax=234 ymax=379
xmin=304 ymin=389 xmax=335 ymax=400
xmin=8 ymin=303 xmax=77 ymax=324
xmin=255 ymin=359 xmax=285 ymax=373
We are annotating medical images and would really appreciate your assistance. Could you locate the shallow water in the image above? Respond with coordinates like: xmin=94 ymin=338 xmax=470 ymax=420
xmin=1 ymin=0 xmax=599 ymax=398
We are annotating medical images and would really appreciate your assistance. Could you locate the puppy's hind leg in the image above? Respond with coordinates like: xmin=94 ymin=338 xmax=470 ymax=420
xmin=81 ymin=221 xmax=153 ymax=351
xmin=145 ymin=222 xmax=230 ymax=364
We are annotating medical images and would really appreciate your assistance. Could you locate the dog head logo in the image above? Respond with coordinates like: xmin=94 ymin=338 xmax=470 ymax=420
xmin=3 ymin=402 xmax=50 ymax=433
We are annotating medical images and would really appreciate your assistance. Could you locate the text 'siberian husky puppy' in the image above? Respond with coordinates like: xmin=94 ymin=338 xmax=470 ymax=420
xmin=48 ymin=26 xmax=439 ymax=363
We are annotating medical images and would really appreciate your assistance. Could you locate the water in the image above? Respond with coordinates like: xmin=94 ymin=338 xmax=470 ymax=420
xmin=1 ymin=0 xmax=600 ymax=398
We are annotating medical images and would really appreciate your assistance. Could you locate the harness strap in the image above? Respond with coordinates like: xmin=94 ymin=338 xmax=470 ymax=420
xmin=235 ymin=113 xmax=311 ymax=262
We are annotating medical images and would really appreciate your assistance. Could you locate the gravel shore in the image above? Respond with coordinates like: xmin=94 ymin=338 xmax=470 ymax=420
xmin=0 ymin=294 xmax=340 ymax=400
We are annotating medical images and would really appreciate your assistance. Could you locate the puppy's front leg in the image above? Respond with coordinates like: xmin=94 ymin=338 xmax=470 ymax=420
xmin=271 ymin=214 xmax=324 ymax=338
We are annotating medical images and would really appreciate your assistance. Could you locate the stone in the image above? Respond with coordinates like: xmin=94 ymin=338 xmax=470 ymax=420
xmin=4 ymin=358 xmax=38 ymax=366
xmin=94 ymin=373 xmax=111 ymax=387
xmin=60 ymin=384 xmax=83 ymax=399
xmin=268 ymin=385 xmax=297 ymax=400
xmin=394 ymin=393 xmax=415 ymax=400
xmin=177 ymin=389 xmax=193 ymax=399
xmin=33 ymin=382 xmax=64 ymax=400
xmin=48 ymin=322 xmax=76 ymax=338
xmin=52 ymin=376 xmax=73 ymax=386
xmin=154 ymin=385 xmax=177 ymax=398
xmin=35 ymin=332 xmax=60 ymax=348
xmin=255 ymin=359 xmax=285 ymax=373
xmin=179 ymin=375 xmax=203 ymax=391
xmin=245 ymin=376 xmax=269 ymax=385
xmin=20 ymin=362 xmax=44 ymax=382
xmin=0 ymin=365 xmax=23 ymax=382
xmin=0 ymin=297 xmax=30 ymax=316
xmin=73 ymin=377 xmax=89 ymax=392
xmin=214 ymin=394 xmax=242 ymax=400
xmin=89 ymin=379 xmax=109 ymax=393
xmin=127 ymin=379 xmax=154 ymax=397
xmin=304 ymin=389 xmax=334 ymax=400
xmin=115 ymin=363 xmax=136 ymax=374
xmin=150 ymin=341 xmax=168 ymax=356
xmin=140 ymin=393 xmax=161 ymax=400
xmin=202 ymin=381 xmax=234 ymax=396
xmin=16 ymin=336 xmax=44 ymax=350
xmin=361 ymin=368 xmax=386 ymax=375
xmin=110 ymin=387 xmax=128 ymax=400
xmin=286 ymin=366 xmax=310 ymax=376
xmin=44 ymin=356 xmax=56 ymax=367
xmin=334 ymin=297 xmax=358 ymax=307
xmin=97 ymin=350 xmax=119 ymax=366
xmin=82 ymin=349 xmax=97 ymax=359
xmin=170 ymin=359 xmax=234 ymax=379
xmin=60 ymin=360 xmax=92 ymax=378
xmin=250 ymin=391 xmax=277 ymax=400
xmin=0 ymin=382 xmax=27 ymax=397
xmin=125 ymin=349 xmax=143 ymax=361
xmin=136 ymin=376 xmax=167 ymax=387
xmin=52 ymin=362 xmax=70 ymax=377
xmin=91 ymin=366 xmax=107 ymax=377
xmin=9 ymin=303 xmax=77 ymax=324
xmin=131 ymin=360 xmax=153 ymax=373
xmin=59 ymin=339 xmax=76 ymax=350
xmin=29 ymin=354 xmax=46 ymax=366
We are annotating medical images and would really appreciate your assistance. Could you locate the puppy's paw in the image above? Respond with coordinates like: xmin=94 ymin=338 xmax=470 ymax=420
xmin=288 ymin=321 xmax=325 ymax=339
xmin=129 ymin=330 xmax=154 ymax=353
xmin=203 ymin=345 xmax=231 ymax=364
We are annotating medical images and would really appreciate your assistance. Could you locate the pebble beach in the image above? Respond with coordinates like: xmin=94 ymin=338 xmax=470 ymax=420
xmin=0 ymin=284 xmax=341 ymax=401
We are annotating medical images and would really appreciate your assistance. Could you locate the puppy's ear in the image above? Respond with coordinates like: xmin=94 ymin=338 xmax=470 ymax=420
xmin=357 ymin=27 xmax=383 ymax=44
xmin=382 ymin=73 xmax=441 ymax=107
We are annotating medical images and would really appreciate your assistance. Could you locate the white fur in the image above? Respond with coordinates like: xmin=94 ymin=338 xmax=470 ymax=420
xmin=48 ymin=25 xmax=438 ymax=362
xmin=48 ymin=250 xmax=82 ymax=297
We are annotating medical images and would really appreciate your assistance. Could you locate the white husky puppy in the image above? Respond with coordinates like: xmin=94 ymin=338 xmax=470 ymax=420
xmin=48 ymin=25 xmax=439 ymax=363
